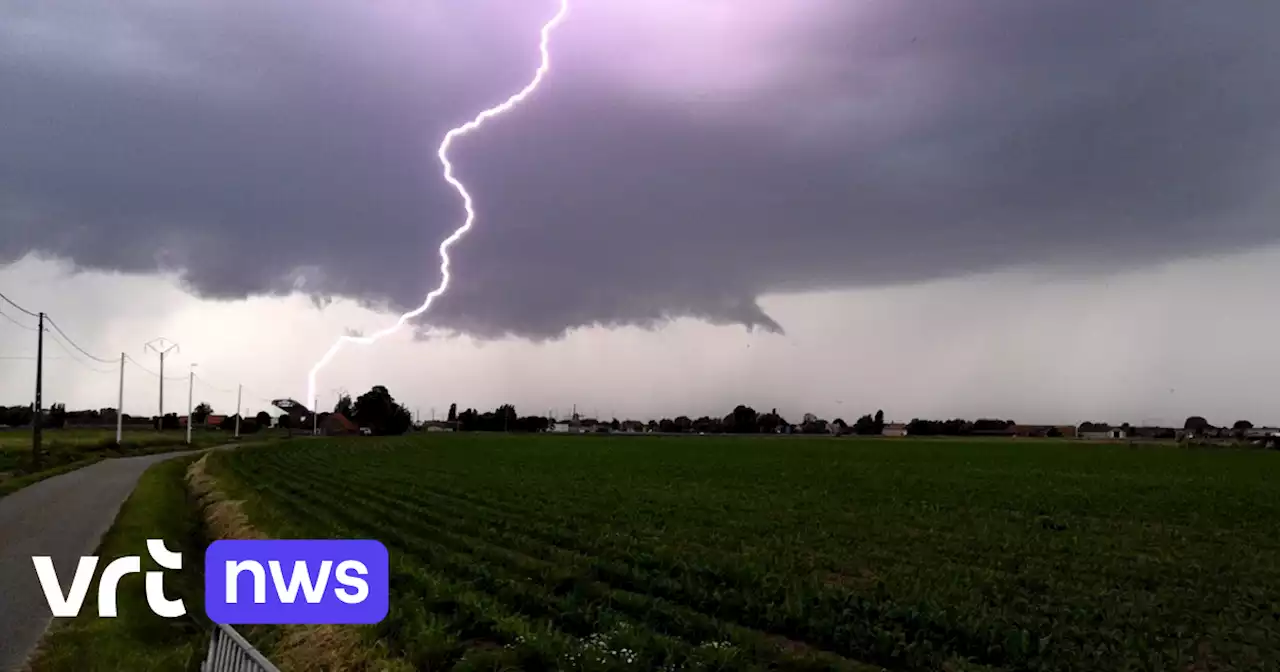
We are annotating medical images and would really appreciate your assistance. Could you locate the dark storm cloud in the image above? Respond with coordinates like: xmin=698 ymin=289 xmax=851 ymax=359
xmin=2 ymin=0 xmax=1279 ymax=339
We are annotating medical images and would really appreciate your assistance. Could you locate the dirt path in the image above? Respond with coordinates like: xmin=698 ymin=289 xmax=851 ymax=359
xmin=0 ymin=450 xmax=201 ymax=671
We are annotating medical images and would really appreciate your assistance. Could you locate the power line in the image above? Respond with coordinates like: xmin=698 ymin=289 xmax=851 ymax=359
xmin=124 ymin=354 xmax=185 ymax=381
xmin=0 ymin=290 xmax=38 ymax=318
xmin=193 ymin=373 xmax=235 ymax=395
xmin=44 ymin=315 xmax=115 ymax=364
xmin=240 ymin=385 xmax=281 ymax=408
xmin=0 ymin=309 xmax=39 ymax=331
xmin=44 ymin=329 xmax=116 ymax=374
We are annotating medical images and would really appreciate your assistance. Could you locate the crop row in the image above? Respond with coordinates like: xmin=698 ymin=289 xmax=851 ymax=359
xmin=213 ymin=438 xmax=1280 ymax=671
xmin=258 ymin=445 xmax=1272 ymax=669
xmin=224 ymin=455 xmax=887 ymax=671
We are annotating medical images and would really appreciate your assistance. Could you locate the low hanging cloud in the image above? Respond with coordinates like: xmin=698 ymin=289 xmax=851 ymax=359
xmin=2 ymin=0 xmax=1279 ymax=340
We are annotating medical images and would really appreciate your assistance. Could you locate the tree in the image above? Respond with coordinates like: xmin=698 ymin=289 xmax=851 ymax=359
xmin=334 ymin=394 xmax=354 ymax=418
xmin=193 ymin=402 xmax=213 ymax=424
xmin=48 ymin=402 xmax=67 ymax=429
xmin=854 ymin=414 xmax=879 ymax=435
xmin=973 ymin=418 xmax=1014 ymax=433
xmin=255 ymin=411 xmax=271 ymax=428
xmin=238 ymin=416 xmax=261 ymax=434
xmin=800 ymin=413 xmax=828 ymax=434
xmin=1232 ymin=420 xmax=1254 ymax=430
xmin=757 ymin=408 xmax=782 ymax=434
xmin=353 ymin=385 xmax=412 ymax=435
xmin=802 ymin=418 xmax=829 ymax=434
xmin=517 ymin=415 xmax=551 ymax=433
xmin=729 ymin=405 xmax=759 ymax=433
xmin=610 ymin=418 xmax=621 ymax=431
xmin=497 ymin=404 xmax=518 ymax=431
xmin=873 ymin=410 xmax=885 ymax=434
xmin=447 ymin=403 xmax=457 ymax=422
xmin=0 ymin=405 xmax=34 ymax=428
xmin=1184 ymin=416 xmax=1210 ymax=432
xmin=674 ymin=416 xmax=693 ymax=433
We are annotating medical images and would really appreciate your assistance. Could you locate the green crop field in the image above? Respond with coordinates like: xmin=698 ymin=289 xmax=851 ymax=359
xmin=0 ymin=428 xmax=190 ymax=451
xmin=0 ymin=428 xmax=268 ymax=496
xmin=208 ymin=434 xmax=1280 ymax=671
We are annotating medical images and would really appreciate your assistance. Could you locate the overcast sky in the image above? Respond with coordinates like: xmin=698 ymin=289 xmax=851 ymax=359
xmin=2 ymin=0 xmax=1279 ymax=426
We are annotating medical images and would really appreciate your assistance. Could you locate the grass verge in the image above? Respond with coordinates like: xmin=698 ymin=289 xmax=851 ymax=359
xmin=25 ymin=455 xmax=211 ymax=672
xmin=0 ymin=457 xmax=105 ymax=498
xmin=0 ymin=430 xmax=293 ymax=499
xmin=190 ymin=452 xmax=407 ymax=672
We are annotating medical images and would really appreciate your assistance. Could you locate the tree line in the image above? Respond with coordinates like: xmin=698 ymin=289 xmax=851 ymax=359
xmin=431 ymin=404 xmax=900 ymax=436
xmin=7 ymin=392 xmax=1269 ymax=441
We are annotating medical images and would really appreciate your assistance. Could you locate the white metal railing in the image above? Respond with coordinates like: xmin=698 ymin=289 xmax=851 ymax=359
xmin=201 ymin=623 xmax=280 ymax=672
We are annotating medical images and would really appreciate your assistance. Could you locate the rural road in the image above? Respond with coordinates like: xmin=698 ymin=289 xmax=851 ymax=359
xmin=0 ymin=451 xmax=200 ymax=671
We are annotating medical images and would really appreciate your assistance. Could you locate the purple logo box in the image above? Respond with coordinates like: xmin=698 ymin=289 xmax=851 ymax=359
xmin=205 ymin=539 xmax=388 ymax=625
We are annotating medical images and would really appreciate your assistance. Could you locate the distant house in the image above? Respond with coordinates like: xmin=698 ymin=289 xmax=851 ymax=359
xmin=620 ymin=420 xmax=645 ymax=433
xmin=421 ymin=421 xmax=456 ymax=433
xmin=1244 ymin=427 xmax=1280 ymax=439
xmin=1078 ymin=423 xmax=1127 ymax=440
xmin=177 ymin=415 xmax=224 ymax=428
xmin=882 ymin=422 xmax=909 ymax=437
xmin=551 ymin=417 xmax=598 ymax=434
xmin=318 ymin=412 xmax=358 ymax=436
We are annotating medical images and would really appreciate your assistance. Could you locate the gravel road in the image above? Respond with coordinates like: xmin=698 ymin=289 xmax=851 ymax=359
xmin=0 ymin=451 xmax=200 ymax=671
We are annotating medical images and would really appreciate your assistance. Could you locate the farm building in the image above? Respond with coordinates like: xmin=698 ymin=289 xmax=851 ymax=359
xmin=551 ymin=417 xmax=600 ymax=434
xmin=882 ymin=422 xmax=909 ymax=437
xmin=316 ymin=412 xmax=358 ymax=436
xmin=178 ymin=414 xmax=226 ymax=428
xmin=271 ymin=398 xmax=314 ymax=430
xmin=1079 ymin=424 xmax=1127 ymax=440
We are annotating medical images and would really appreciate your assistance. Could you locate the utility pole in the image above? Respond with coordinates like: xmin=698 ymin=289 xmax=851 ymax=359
xmin=313 ymin=396 xmax=319 ymax=435
xmin=32 ymin=312 xmax=45 ymax=468
xmin=144 ymin=338 xmax=179 ymax=431
xmin=186 ymin=363 xmax=197 ymax=445
xmin=116 ymin=352 xmax=125 ymax=444
xmin=235 ymin=384 xmax=242 ymax=439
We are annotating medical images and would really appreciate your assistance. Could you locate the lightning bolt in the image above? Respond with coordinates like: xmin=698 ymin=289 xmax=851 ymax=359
xmin=306 ymin=0 xmax=570 ymax=407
